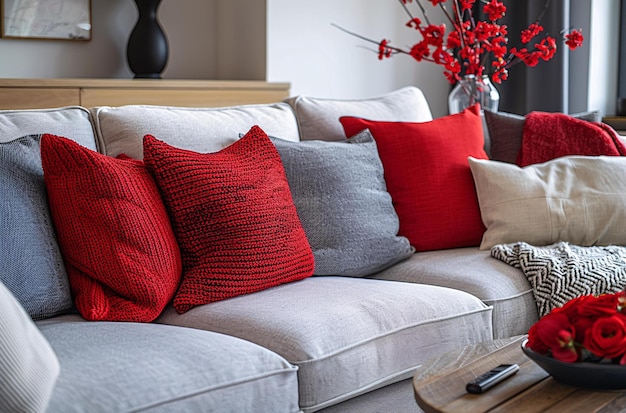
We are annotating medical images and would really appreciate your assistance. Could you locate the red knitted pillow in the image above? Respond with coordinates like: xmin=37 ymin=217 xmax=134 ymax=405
xmin=340 ymin=104 xmax=487 ymax=251
xmin=40 ymin=134 xmax=182 ymax=322
xmin=143 ymin=126 xmax=314 ymax=314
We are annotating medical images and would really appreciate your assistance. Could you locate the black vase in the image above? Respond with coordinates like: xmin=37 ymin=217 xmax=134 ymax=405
xmin=127 ymin=0 xmax=169 ymax=79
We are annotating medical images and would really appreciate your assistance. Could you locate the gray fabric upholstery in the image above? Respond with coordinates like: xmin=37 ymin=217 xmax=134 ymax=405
xmin=371 ymin=247 xmax=538 ymax=339
xmin=317 ymin=378 xmax=421 ymax=413
xmin=270 ymin=130 xmax=413 ymax=276
xmin=285 ymin=86 xmax=433 ymax=142
xmin=0 ymin=280 xmax=59 ymax=413
xmin=0 ymin=135 xmax=73 ymax=319
xmin=93 ymin=103 xmax=299 ymax=159
xmin=0 ymin=107 xmax=96 ymax=149
xmin=38 ymin=315 xmax=300 ymax=413
xmin=0 ymin=107 xmax=97 ymax=319
xmin=157 ymin=276 xmax=492 ymax=412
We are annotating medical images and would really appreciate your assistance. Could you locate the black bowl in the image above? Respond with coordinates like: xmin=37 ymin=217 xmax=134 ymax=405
xmin=521 ymin=339 xmax=626 ymax=390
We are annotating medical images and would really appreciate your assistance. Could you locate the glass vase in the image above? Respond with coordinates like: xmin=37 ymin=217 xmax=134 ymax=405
xmin=448 ymin=74 xmax=499 ymax=114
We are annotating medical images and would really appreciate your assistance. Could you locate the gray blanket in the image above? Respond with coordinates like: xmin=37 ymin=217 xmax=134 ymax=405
xmin=491 ymin=242 xmax=626 ymax=317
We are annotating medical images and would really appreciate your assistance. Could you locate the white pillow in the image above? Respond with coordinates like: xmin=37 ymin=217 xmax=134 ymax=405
xmin=468 ymin=156 xmax=626 ymax=249
xmin=285 ymin=86 xmax=433 ymax=141
xmin=0 ymin=280 xmax=60 ymax=412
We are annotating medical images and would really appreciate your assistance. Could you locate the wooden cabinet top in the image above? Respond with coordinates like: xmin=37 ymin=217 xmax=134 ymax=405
xmin=0 ymin=78 xmax=291 ymax=109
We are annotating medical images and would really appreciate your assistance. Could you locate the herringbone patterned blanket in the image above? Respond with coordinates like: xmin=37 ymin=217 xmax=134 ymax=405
xmin=491 ymin=242 xmax=626 ymax=317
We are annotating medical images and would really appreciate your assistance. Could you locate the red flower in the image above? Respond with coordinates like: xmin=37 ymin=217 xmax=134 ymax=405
xmin=528 ymin=292 xmax=626 ymax=364
xmin=583 ymin=315 xmax=626 ymax=360
xmin=483 ymin=0 xmax=506 ymax=21
xmin=521 ymin=23 xmax=543 ymax=44
xmin=378 ymin=39 xmax=393 ymax=60
xmin=458 ymin=0 xmax=475 ymax=11
xmin=406 ymin=18 xmax=422 ymax=30
xmin=491 ymin=67 xmax=508 ymax=84
xmin=529 ymin=312 xmax=579 ymax=362
xmin=410 ymin=41 xmax=431 ymax=61
xmin=565 ymin=29 xmax=584 ymax=50
xmin=446 ymin=30 xmax=461 ymax=49
xmin=420 ymin=24 xmax=446 ymax=47
xmin=577 ymin=294 xmax=620 ymax=317
xmin=535 ymin=36 xmax=557 ymax=61
xmin=336 ymin=0 xmax=583 ymax=85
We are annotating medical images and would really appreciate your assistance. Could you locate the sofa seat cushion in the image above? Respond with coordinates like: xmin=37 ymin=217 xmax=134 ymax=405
xmin=157 ymin=276 xmax=492 ymax=412
xmin=92 ymin=102 xmax=299 ymax=159
xmin=37 ymin=315 xmax=300 ymax=413
xmin=371 ymin=247 xmax=538 ymax=339
xmin=0 ymin=280 xmax=59 ymax=412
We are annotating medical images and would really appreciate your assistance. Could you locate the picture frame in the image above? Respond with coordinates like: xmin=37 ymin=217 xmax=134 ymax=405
xmin=1 ymin=0 xmax=91 ymax=41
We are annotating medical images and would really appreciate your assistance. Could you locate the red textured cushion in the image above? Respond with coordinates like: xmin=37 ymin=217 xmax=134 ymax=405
xmin=340 ymin=105 xmax=487 ymax=251
xmin=143 ymin=126 xmax=314 ymax=314
xmin=40 ymin=134 xmax=182 ymax=322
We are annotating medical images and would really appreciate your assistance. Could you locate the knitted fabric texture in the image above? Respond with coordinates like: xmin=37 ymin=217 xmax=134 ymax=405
xmin=143 ymin=126 xmax=314 ymax=314
xmin=0 ymin=134 xmax=73 ymax=319
xmin=518 ymin=112 xmax=626 ymax=166
xmin=41 ymin=134 xmax=182 ymax=322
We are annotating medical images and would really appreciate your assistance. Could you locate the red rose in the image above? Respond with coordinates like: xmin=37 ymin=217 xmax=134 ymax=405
xmin=558 ymin=294 xmax=618 ymax=343
xmin=583 ymin=315 xmax=626 ymax=359
xmin=528 ymin=312 xmax=578 ymax=362
xmin=577 ymin=294 xmax=619 ymax=317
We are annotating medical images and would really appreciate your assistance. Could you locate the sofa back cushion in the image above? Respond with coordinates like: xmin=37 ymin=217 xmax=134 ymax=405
xmin=0 ymin=107 xmax=97 ymax=148
xmin=286 ymin=86 xmax=433 ymax=142
xmin=93 ymin=103 xmax=300 ymax=159
xmin=270 ymin=130 xmax=414 ymax=276
xmin=0 ymin=107 xmax=97 ymax=319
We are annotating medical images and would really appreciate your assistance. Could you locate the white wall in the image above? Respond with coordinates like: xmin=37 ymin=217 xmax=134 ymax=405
xmin=266 ymin=0 xmax=449 ymax=117
xmin=0 ymin=0 xmax=217 ymax=79
xmin=0 ymin=0 xmax=618 ymax=118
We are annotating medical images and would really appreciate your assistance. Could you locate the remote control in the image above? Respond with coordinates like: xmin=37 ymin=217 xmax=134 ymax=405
xmin=466 ymin=364 xmax=519 ymax=394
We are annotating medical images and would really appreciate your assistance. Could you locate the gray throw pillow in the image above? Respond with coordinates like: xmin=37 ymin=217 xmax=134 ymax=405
xmin=484 ymin=109 xmax=601 ymax=163
xmin=0 ymin=280 xmax=60 ymax=412
xmin=0 ymin=135 xmax=73 ymax=319
xmin=270 ymin=130 xmax=414 ymax=276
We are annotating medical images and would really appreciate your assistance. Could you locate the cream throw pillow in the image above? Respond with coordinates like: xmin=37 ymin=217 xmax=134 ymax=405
xmin=468 ymin=156 xmax=626 ymax=250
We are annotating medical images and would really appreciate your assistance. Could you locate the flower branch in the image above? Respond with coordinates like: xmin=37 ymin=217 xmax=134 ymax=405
xmin=334 ymin=0 xmax=584 ymax=85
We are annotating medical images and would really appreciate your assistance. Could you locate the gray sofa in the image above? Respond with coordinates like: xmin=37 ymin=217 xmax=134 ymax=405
xmin=0 ymin=86 xmax=541 ymax=413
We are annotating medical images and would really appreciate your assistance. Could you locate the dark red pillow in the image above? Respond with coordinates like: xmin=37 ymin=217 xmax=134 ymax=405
xmin=340 ymin=104 xmax=487 ymax=251
xmin=40 ymin=134 xmax=182 ymax=322
xmin=143 ymin=126 xmax=314 ymax=314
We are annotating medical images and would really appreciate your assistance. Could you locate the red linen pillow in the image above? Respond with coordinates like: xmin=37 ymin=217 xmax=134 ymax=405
xmin=40 ymin=134 xmax=182 ymax=322
xmin=340 ymin=104 xmax=487 ymax=251
xmin=143 ymin=126 xmax=314 ymax=314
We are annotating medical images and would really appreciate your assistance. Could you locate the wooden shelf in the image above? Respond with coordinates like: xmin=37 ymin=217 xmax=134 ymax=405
xmin=0 ymin=78 xmax=291 ymax=109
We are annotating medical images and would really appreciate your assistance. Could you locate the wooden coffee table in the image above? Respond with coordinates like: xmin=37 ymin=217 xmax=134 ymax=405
xmin=413 ymin=335 xmax=626 ymax=412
